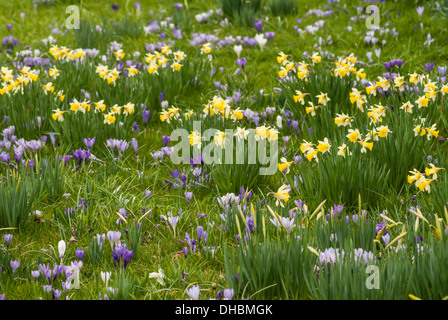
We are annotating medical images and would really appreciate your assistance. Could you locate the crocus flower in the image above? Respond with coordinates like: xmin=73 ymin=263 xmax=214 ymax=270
xmin=186 ymin=285 xmax=200 ymax=300
xmin=264 ymin=32 xmax=275 ymax=40
xmin=52 ymin=289 xmax=62 ymax=300
xmin=111 ymin=4 xmax=120 ymax=10
xmin=162 ymin=136 xmax=171 ymax=147
xmin=101 ymin=271 xmax=111 ymax=287
xmin=142 ymin=108 xmax=151 ymax=126
xmin=185 ymin=192 xmax=193 ymax=203
xmin=235 ymin=58 xmax=247 ymax=70
xmin=223 ymin=288 xmax=234 ymax=300
xmin=197 ymin=226 xmax=203 ymax=243
xmin=10 ymin=260 xmax=20 ymax=273
xmin=107 ymin=231 xmax=121 ymax=249
xmin=75 ymin=248 xmax=84 ymax=260
xmin=58 ymin=240 xmax=66 ymax=261
xmin=31 ymin=270 xmax=40 ymax=282
xmin=131 ymin=138 xmax=138 ymax=156
xmin=234 ymin=45 xmax=242 ymax=58
xmin=123 ymin=249 xmax=134 ymax=269
xmin=254 ymin=20 xmax=263 ymax=32
xmin=43 ymin=285 xmax=53 ymax=293
xmin=145 ymin=190 xmax=152 ymax=199
xmin=83 ymin=137 xmax=96 ymax=149
xmin=148 ymin=269 xmax=165 ymax=285
xmin=4 ymin=234 xmax=13 ymax=249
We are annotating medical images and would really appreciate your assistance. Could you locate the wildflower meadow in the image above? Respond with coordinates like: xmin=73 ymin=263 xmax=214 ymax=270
xmin=0 ymin=0 xmax=448 ymax=305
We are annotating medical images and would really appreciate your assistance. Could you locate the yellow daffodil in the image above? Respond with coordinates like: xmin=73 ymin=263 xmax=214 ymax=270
xmin=200 ymin=43 xmax=212 ymax=54
xmin=270 ymin=184 xmax=290 ymax=207
xmin=347 ymin=129 xmax=361 ymax=143
xmin=189 ymin=131 xmax=202 ymax=148
xmin=104 ymin=113 xmax=116 ymax=124
xmin=278 ymin=157 xmax=293 ymax=174
xmin=317 ymin=137 xmax=331 ymax=154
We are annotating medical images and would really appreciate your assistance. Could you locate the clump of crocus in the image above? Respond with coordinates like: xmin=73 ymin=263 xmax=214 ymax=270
xmin=112 ymin=243 xmax=134 ymax=269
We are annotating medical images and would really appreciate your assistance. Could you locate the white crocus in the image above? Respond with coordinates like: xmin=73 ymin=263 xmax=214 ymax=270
xmin=101 ymin=271 xmax=112 ymax=287
xmin=233 ymin=45 xmax=242 ymax=58
xmin=255 ymin=34 xmax=267 ymax=50
xmin=148 ymin=269 xmax=165 ymax=285
xmin=58 ymin=240 xmax=66 ymax=262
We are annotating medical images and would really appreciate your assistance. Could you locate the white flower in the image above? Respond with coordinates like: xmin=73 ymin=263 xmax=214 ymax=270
xmin=58 ymin=240 xmax=66 ymax=261
xmin=233 ymin=45 xmax=242 ymax=58
xmin=255 ymin=34 xmax=267 ymax=50
xmin=185 ymin=285 xmax=200 ymax=300
xmin=416 ymin=6 xmax=424 ymax=16
xmin=148 ymin=269 xmax=165 ymax=285
xmin=101 ymin=271 xmax=112 ymax=287
xmin=276 ymin=115 xmax=283 ymax=129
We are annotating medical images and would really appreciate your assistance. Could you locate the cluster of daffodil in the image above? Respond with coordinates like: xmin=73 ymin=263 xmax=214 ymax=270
xmin=413 ymin=118 xmax=439 ymax=140
xmin=0 ymin=66 xmax=39 ymax=96
xmin=49 ymin=45 xmax=86 ymax=61
xmin=203 ymin=96 xmax=244 ymax=120
xmin=408 ymin=164 xmax=445 ymax=193
xmin=188 ymin=125 xmax=279 ymax=150
xmin=95 ymin=64 xmax=121 ymax=85
xmin=299 ymin=137 xmax=332 ymax=162
xmin=52 ymin=99 xmax=134 ymax=125
xmin=276 ymin=51 xmax=321 ymax=80
xmin=292 ymin=90 xmax=330 ymax=117
xmin=145 ymin=45 xmax=187 ymax=75
xmin=41 ymin=80 xmax=65 ymax=103
xmin=332 ymin=54 xmax=366 ymax=80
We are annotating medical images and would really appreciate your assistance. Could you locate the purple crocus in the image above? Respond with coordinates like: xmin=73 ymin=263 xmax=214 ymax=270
xmin=142 ymin=108 xmax=151 ymax=127
xmin=235 ymin=58 xmax=247 ymax=70
xmin=4 ymin=234 xmax=13 ymax=249
xmin=145 ymin=190 xmax=152 ymax=199
xmin=111 ymin=4 xmax=120 ymax=11
xmin=10 ymin=260 xmax=20 ymax=273
xmin=31 ymin=270 xmax=40 ymax=282
xmin=424 ymin=62 xmax=435 ymax=73
xmin=131 ymin=138 xmax=138 ymax=156
xmin=82 ymin=137 xmax=96 ymax=150
xmin=376 ymin=222 xmax=389 ymax=235
xmin=254 ymin=20 xmax=263 ymax=32
xmin=197 ymin=226 xmax=203 ymax=243
xmin=264 ymin=32 xmax=275 ymax=40
xmin=183 ymin=247 xmax=189 ymax=258
xmin=49 ymin=132 xmax=56 ymax=149
xmin=75 ymin=248 xmax=84 ymax=260
xmin=52 ymin=289 xmax=62 ymax=300
xmin=72 ymin=149 xmax=91 ymax=164
xmin=185 ymin=192 xmax=193 ymax=203
xmin=122 ymin=249 xmax=134 ymax=269
xmin=162 ymin=136 xmax=171 ymax=147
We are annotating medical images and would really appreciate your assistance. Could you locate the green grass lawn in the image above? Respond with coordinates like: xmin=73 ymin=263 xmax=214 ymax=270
xmin=0 ymin=0 xmax=448 ymax=300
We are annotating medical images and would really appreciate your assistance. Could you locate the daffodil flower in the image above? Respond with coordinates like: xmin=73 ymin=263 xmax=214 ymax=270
xmin=347 ymin=129 xmax=361 ymax=143
xmin=269 ymin=184 xmax=291 ymax=207
xmin=317 ymin=137 xmax=331 ymax=154
xmin=200 ymin=43 xmax=212 ymax=54
xmin=189 ymin=131 xmax=202 ymax=148
xmin=278 ymin=157 xmax=293 ymax=174
xmin=415 ymin=95 xmax=429 ymax=108
xmin=425 ymin=163 xmax=444 ymax=179
xmin=400 ymin=101 xmax=413 ymax=113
